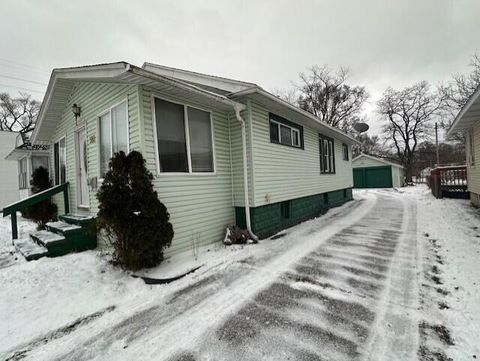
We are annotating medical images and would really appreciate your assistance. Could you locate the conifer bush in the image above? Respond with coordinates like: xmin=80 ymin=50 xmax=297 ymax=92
xmin=96 ymin=151 xmax=174 ymax=270
xmin=22 ymin=166 xmax=58 ymax=229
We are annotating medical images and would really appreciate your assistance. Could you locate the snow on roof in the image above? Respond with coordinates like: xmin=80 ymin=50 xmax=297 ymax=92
xmin=352 ymin=153 xmax=404 ymax=168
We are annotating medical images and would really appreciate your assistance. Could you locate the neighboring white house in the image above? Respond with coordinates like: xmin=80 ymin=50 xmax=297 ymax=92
xmin=5 ymin=132 xmax=50 ymax=200
xmin=352 ymin=154 xmax=405 ymax=188
xmin=0 ymin=130 xmax=20 ymax=209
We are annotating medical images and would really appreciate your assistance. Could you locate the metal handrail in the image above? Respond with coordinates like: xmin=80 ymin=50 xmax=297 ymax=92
xmin=2 ymin=182 xmax=69 ymax=240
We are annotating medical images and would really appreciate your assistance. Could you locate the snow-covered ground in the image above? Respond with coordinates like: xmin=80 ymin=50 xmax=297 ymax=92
xmin=0 ymin=186 xmax=479 ymax=360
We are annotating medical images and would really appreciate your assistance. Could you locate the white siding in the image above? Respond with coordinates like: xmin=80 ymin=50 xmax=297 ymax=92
xmin=248 ymin=100 xmax=353 ymax=207
xmin=0 ymin=131 xmax=19 ymax=208
xmin=467 ymin=121 xmax=480 ymax=195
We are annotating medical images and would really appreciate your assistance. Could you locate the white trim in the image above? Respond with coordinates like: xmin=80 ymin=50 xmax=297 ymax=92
xmin=447 ymin=84 xmax=480 ymax=137
xmin=151 ymin=93 xmax=217 ymax=176
xmin=97 ymin=98 xmax=129 ymax=180
xmin=269 ymin=119 xmax=302 ymax=148
xmin=352 ymin=153 xmax=404 ymax=169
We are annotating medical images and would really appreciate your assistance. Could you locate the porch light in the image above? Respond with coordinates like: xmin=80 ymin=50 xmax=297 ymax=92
xmin=72 ymin=103 xmax=81 ymax=117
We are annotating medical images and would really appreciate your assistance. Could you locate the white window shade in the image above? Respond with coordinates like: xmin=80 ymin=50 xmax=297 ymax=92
xmin=99 ymin=113 xmax=111 ymax=177
xmin=112 ymin=101 xmax=128 ymax=154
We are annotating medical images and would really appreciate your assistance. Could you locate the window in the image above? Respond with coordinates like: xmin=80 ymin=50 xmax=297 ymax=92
xmin=269 ymin=113 xmax=302 ymax=148
xmin=99 ymin=101 xmax=128 ymax=177
xmin=32 ymin=155 xmax=49 ymax=172
xmin=154 ymin=97 xmax=214 ymax=173
xmin=342 ymin=143 xmax=349 ymax=161
xmin=280 ymin=201 xmax=291 ymax=219
xmin=319 ymin=134 xmax=335 ymax=174
xmin=18 ymin=158 xmax=27 ymax=189
xmin=469 ymin=130 xmax=475 ymax=166
xmin=54 ymin=138 xmax=66 ymax=185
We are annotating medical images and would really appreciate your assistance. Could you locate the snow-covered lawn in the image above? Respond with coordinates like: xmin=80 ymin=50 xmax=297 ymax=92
xmin=0 ymin=186 xmax=479 ymax=360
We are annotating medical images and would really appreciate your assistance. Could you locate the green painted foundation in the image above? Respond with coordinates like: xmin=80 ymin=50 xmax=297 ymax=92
xmin=236 ymin=188 xmax=353 ymax=238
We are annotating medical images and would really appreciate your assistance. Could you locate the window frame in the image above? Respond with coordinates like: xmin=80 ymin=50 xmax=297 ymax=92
xmin=151 ymin=94 xmax=216 ymax=176
xmin=18 ymin=157 xmax=28 ymax=190
xmin=97 ymin=99 xmax=130 ymax=180
xmin=53 ymin=135 xmax=67 ymax=185
xmin=319 ymin=134 xmax=336 ymax=174
xmin=269 ymin=113 xmax=304 ymax=149
xmin=342 ymin=143 xmax=349 ymax=161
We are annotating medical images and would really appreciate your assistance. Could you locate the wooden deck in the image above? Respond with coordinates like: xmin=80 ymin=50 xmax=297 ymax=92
xmin=429 ymin=166 xmax=469 ymax=199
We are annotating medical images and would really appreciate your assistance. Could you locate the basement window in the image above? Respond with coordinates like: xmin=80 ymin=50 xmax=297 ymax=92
xmin=280 ymin=200 xmax=291 ymax=219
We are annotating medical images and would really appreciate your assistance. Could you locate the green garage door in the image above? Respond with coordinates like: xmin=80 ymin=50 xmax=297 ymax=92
xmin=353 ymin=166 xmax=393 ymax=188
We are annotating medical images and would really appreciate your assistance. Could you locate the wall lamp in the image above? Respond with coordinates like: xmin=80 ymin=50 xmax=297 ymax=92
xmin=72 ymin=103 xmax=81 ymax=125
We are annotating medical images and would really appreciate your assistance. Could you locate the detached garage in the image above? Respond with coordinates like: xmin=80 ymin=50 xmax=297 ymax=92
xmin=352 ymin=154 xmax=405 ymax=188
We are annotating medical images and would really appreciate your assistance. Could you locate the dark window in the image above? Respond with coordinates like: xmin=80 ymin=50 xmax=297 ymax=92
xmin=280 ymin=201 xmax=291 ymax=219
xmin=342 ymin=143 xmax=349 ymax=161
xmin=319 ymin=134 xmax=335 ymax=174
xmin=269 ymin=113 xmax=302 ymax=148
xmin=154 ymin=98 xmax=189 ymax=173
xmin=54 ymin=138 xmax=66 ymax=185
xmin=18 ymin=158 xmax=27 ymax=189
xmin=154 ymin=97 xmax=214 ymax=173
xmin=270 ymin=121 xmax=279 ymax=143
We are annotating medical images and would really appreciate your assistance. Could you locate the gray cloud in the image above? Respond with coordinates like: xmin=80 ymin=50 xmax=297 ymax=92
xmin=1 ymin=0 xmax=479 ymax=134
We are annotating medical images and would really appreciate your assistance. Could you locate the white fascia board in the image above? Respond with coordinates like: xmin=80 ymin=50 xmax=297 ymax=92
xmin=231 ymin=87 xmax=360 ymax=145
xmin=352 ymin=153 xmax=404 ymax=168
xmin=446 ymin=84 xmax=480 ymax=137
xmin=31 ymin=62 xmax=130 ymax=143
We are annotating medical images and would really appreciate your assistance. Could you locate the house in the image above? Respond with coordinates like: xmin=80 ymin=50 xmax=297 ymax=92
xmin=4 ymin=62 xmax=359 ymax=257
xmin=446 ymin=85 xmax=480 ymax=206
xmin=352 ymin=153 xmax=405 ymax=188
xmin=5 ymin=132 xmax=50 ymax=199
xmin=0 ymin=130 xmax=20 ymax=209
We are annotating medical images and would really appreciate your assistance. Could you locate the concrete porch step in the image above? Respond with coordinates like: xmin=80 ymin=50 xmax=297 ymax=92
xmin=30 ymin=230 xmax=66 ymax=248
xmin=46 ymin=221 xmax=82 ymax=235
xmin=59 ymin=214 xmax=95 ymax=227
xmin=14 ymin=238 xmax=49 ymax=261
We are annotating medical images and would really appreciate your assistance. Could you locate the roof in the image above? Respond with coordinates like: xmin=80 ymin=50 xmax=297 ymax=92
xmin=31 ymin=61 xmax=360 ymax=145
xmin=446 ymin=84 xmax=480 ymax=137
xmin=352 ymin=153 xmax=404 ymax=168
xmin=31 ymin=62 xmax=244 ymax=143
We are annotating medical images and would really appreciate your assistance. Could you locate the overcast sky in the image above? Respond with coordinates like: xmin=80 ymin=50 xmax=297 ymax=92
xmin=1 ymin=0 xmax=479 ymax=135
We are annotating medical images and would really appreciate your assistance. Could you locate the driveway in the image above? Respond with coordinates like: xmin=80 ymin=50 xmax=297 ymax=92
xmin=11 ymin=190 xmax=434 ymax=361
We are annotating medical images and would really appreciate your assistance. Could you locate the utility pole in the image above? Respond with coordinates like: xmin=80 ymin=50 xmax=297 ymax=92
xmin=435 ymin=122 xmax=440 ymax=167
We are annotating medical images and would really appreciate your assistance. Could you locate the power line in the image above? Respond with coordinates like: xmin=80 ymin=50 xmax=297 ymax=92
xmin=0 ymin=82 xmax=45 ymax=95
xmin=0 ymin=74 xmax=47 ymax=86
xmin=0 ymin=57 xmax=50 ymax=73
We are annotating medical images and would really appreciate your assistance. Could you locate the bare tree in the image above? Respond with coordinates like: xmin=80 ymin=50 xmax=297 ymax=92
xmin=296 ymin=65 xmax=369 ymax=129
xmin=0 ymin=92 xmax=40 ymax=134
xmin=377 ymin=81 xmax=445 ymax=182
xmin=271 ymin=88 xmax=299 ymax=106
xmin=438 ymin=54 xmax=480 ymax=142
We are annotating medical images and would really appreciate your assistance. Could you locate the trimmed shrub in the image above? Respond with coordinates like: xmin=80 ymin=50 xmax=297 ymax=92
xmin=22 ymin=166 xmax=58 ymax=229
xmin=96 ymin=151 xmax=174 ymax=270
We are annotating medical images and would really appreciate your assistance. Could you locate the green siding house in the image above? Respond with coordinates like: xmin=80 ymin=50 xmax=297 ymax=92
xmin=15 ymin=62 xmax=358 ymax=255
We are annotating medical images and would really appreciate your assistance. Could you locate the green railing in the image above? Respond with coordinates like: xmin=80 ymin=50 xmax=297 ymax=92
xmin=2 ymin=182 xmax=70 ymax=240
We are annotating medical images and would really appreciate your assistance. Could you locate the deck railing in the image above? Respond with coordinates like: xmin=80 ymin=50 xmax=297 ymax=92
xmin=429 ymin=166 xmax=468 ymax=199
xmin=2 ymin=182 xmax=69 ymax=240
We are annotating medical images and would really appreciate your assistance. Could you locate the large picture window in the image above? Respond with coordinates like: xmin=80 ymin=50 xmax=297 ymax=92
xmin=269 ymin=113 xmax=302 ymax=148
xmin=319 ymin=134 xmax=335 ymax=174
xmin=54 ymin=137 xmax=66 ymax=185
xmin=154 ymin=97 xmax=214 ymax=173
xmin=99 ymin=100 xmax=128 ymax=177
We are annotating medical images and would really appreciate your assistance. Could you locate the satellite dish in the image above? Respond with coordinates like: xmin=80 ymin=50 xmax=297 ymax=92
xmin=354 ymin=122 xmax=369 ymax=133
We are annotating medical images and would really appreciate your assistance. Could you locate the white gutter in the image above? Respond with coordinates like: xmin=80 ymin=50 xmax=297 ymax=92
xmin=234 ymin=103 xmax=258 ymax=242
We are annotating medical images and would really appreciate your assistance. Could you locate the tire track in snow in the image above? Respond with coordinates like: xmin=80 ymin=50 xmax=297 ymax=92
xmin=32 ymin=194 xmax=377 ymax=361
xmin=170 ymin=192 xmax=419 ymax=360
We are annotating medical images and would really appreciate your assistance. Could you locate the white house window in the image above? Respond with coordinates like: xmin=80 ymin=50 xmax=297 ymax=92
xmin=54 ymin=138 xmax=66 ymax=185
xmin=342 ymin=143 xmax=349 ymax=161
xmin=32 ymin=155 xmax=49 ymax=172
xmin=99 ymin=101 xmax=128 ymax=177
xmin=269 ymin=113 xmax=302 ymax=148
xmin=154 ymin=97 xmax=214 ymax=173
xmin=319 ymin=134 xmax=335 ymax=174
xmin=18 ymin=157 xmax=27 ymax=189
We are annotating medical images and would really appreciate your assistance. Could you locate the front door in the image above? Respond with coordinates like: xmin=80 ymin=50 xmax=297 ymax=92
xmin=75 ymin=128 xmax=89 ymax=208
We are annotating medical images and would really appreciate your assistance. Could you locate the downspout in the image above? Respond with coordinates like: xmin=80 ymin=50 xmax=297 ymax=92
xmin=234 ymin=103 xmax=258 ymax=242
